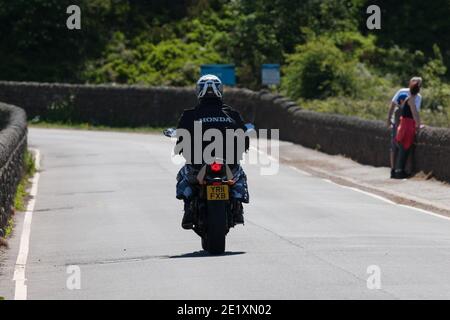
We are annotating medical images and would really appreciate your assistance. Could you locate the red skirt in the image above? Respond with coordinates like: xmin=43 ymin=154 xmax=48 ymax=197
xmin=396 ymin=117 xmax=416 ymax=150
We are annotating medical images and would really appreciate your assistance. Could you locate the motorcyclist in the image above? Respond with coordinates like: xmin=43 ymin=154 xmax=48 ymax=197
xmin=175 ymin=75 xmax=250 ymax=230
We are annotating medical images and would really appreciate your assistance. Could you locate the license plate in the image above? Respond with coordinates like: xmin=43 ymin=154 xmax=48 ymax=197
xmin=206 ymin=185 xmax=229 ymax=201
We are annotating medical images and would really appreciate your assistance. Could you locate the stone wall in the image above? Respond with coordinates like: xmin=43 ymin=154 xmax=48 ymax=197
xmin=0 ymin=102 xmax=27 ymax=236
xmin=1 ymin=81 xmax=449 ymax=182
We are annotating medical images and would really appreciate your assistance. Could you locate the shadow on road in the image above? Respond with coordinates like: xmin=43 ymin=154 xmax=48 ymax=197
xmin=170 ymin=251 xmax=246 ymax=259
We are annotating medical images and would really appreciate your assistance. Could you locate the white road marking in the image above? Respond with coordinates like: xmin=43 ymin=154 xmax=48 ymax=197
xmin=250 ymin=145 xmax=279 ymax=164
xmin=250 ymin=145 xmax=311 ymax=177
xmin=256 ymin=147 xmax=450 ymax=222
xmin=289 ymin=165 xmax=312 ymax=177
xmin=339 ymin=186 xmax=396 ymax=205
xmin=320 ymin=173 xmax=450 ymax=220
xmin=398 ymin=204 xmax=450 ymax=222
xmin=13 ymin=149 xmax=41 ymax=300
xmin=322 ymin=178 xmax=338 ymax=185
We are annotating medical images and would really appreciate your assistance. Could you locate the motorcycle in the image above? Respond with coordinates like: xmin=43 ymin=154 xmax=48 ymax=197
xmin=164 ymin=124 xmax=254 ymax=255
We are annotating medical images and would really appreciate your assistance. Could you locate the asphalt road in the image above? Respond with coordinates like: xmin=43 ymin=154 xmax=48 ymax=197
xmin=1 ymin=127 xmax=450 ymax=300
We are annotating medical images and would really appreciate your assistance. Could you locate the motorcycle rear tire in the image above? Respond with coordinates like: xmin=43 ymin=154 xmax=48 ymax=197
xmin=206 ymin=202 xmax=227 ymax=255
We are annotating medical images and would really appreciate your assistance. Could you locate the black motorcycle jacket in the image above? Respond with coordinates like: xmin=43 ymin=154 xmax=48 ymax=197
xmin=176 ymin=98 xmax=250 ymax=166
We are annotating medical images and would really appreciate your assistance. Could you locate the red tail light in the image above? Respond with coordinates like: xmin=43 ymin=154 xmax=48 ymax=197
xmin=210 ymin=162 xmax=223 ymax=173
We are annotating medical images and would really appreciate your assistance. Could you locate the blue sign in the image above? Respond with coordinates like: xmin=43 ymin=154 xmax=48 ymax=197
xmin=262 ymin=64 xmax=281 ymax=85
xmin=201 ymin=64 xmax=236 ymax=86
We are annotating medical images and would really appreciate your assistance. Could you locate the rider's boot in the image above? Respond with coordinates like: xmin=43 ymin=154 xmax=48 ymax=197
xmin=182 ymin=200 xmax=194 ymax=230
xmin=233 ymin=201 xmax=244 ymax=225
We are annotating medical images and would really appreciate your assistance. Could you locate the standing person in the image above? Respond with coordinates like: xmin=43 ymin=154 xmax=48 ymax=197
xmin=393 ymin=79 xmax=422 ymax=179
xmin=387 ymin=77 xmax=422 ymax=178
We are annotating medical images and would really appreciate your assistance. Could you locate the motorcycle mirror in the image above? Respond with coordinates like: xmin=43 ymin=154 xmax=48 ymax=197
xmin=244 ymin=123 xmax=256 ymax=133
xmin=163 ymin=128 xmax=177 ymax=138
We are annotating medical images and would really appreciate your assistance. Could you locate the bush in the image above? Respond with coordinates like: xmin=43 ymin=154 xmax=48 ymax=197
xmin=299 ymin=93 xmax=450 ymax=128
xmin=282 ymin=36 xmax=361 ymax=100
xmin=333 ymin=31 xmax=378 ymax=63
xmin=42 ymin=95 xmax=77 ymax=123
xmin=420 ymin=45 xmax=450 ymax=112
xmin=14 ymin=150 xmax=36 ymax=212
xmin=373 ymin=46 xmax=426 ymax=84
xmin=84 ymin=32 xmax=222 ymax=86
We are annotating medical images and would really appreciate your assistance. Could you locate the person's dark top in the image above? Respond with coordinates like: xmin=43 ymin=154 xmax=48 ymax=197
xmin=401 ymin=99 xmax=414 ymax=119
xmin=176 ymin=98 xmax=249 ymax=167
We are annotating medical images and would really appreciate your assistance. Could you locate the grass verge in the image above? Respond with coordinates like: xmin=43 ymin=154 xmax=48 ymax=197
xmin=29 ymin=121 xmax=166 ymax=134
xmin=3 ymin=219 xmax=14 ymax=239
xmin=0 ymin=150 xmax=36 ymax=246
xmin=13 ymin=150 xmax=36 ymax=213
xmin=298 ymin=96 xmax=450 ymax=129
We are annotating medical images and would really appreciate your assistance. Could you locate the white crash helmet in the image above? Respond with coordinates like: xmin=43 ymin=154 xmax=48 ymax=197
xmin=196 ymin=75 xmax=223 ymax=100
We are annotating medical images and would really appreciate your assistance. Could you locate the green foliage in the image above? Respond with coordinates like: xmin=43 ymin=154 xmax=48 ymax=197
xmin=8 ymin=149 xmax=36 ymax=242
xmin=14 ymin=150 xmax=36 ymax=213
xmin=41 ymin=95 xmax=77 ymax=123
xmin=283 ymin=28 xmax=450 ymax=128
xmin=420 ymin=45 xmax=450 ymax=113
xmin=367 ymin=45 xmax=428 ymax=85
xmin=300 ymin=94 xmax=450 ymax=128
xmin=225 ymin=0 xmax=365 ymax=87
xmin=84 ymin=34 xmax=222 ymax=86
xmin=365 ymin=0 xmax=450 ymax=77
xmin=333 ymin=31 xmax=378 ymax=61
xmin=1 ymin=0 xmax=450 ymax=85
xmin=283 ymin=37 xmax=364 ymax=99
xmin=300 ymin=96 xmax=388 ymax=121
xmin=1 ymin=0 xmax=450 ymax=127
xmin=82 ymin=2 xmax=231 ymax=86
xmin=3 ymin=218 xmax=14 ymax=239
xmin=0 ymin=0 xmax=125 ymax=82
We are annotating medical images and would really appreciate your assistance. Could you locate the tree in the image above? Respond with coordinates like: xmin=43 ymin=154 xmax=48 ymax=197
xmin=360 ymin=0 xmax=450 ymax=78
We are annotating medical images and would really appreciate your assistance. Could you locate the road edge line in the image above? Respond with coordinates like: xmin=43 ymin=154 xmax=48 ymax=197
xmin=256 ymin=143 xmax=450 ymax=221
xmin=288 ymin=160 xmax=450 ymax=221
xmin=13 ymin=148 xmax=41 ymax=301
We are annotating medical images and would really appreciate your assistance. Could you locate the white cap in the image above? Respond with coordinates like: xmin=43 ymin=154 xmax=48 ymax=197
xmin=410 ymin=77 xmax=423 ymax=86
